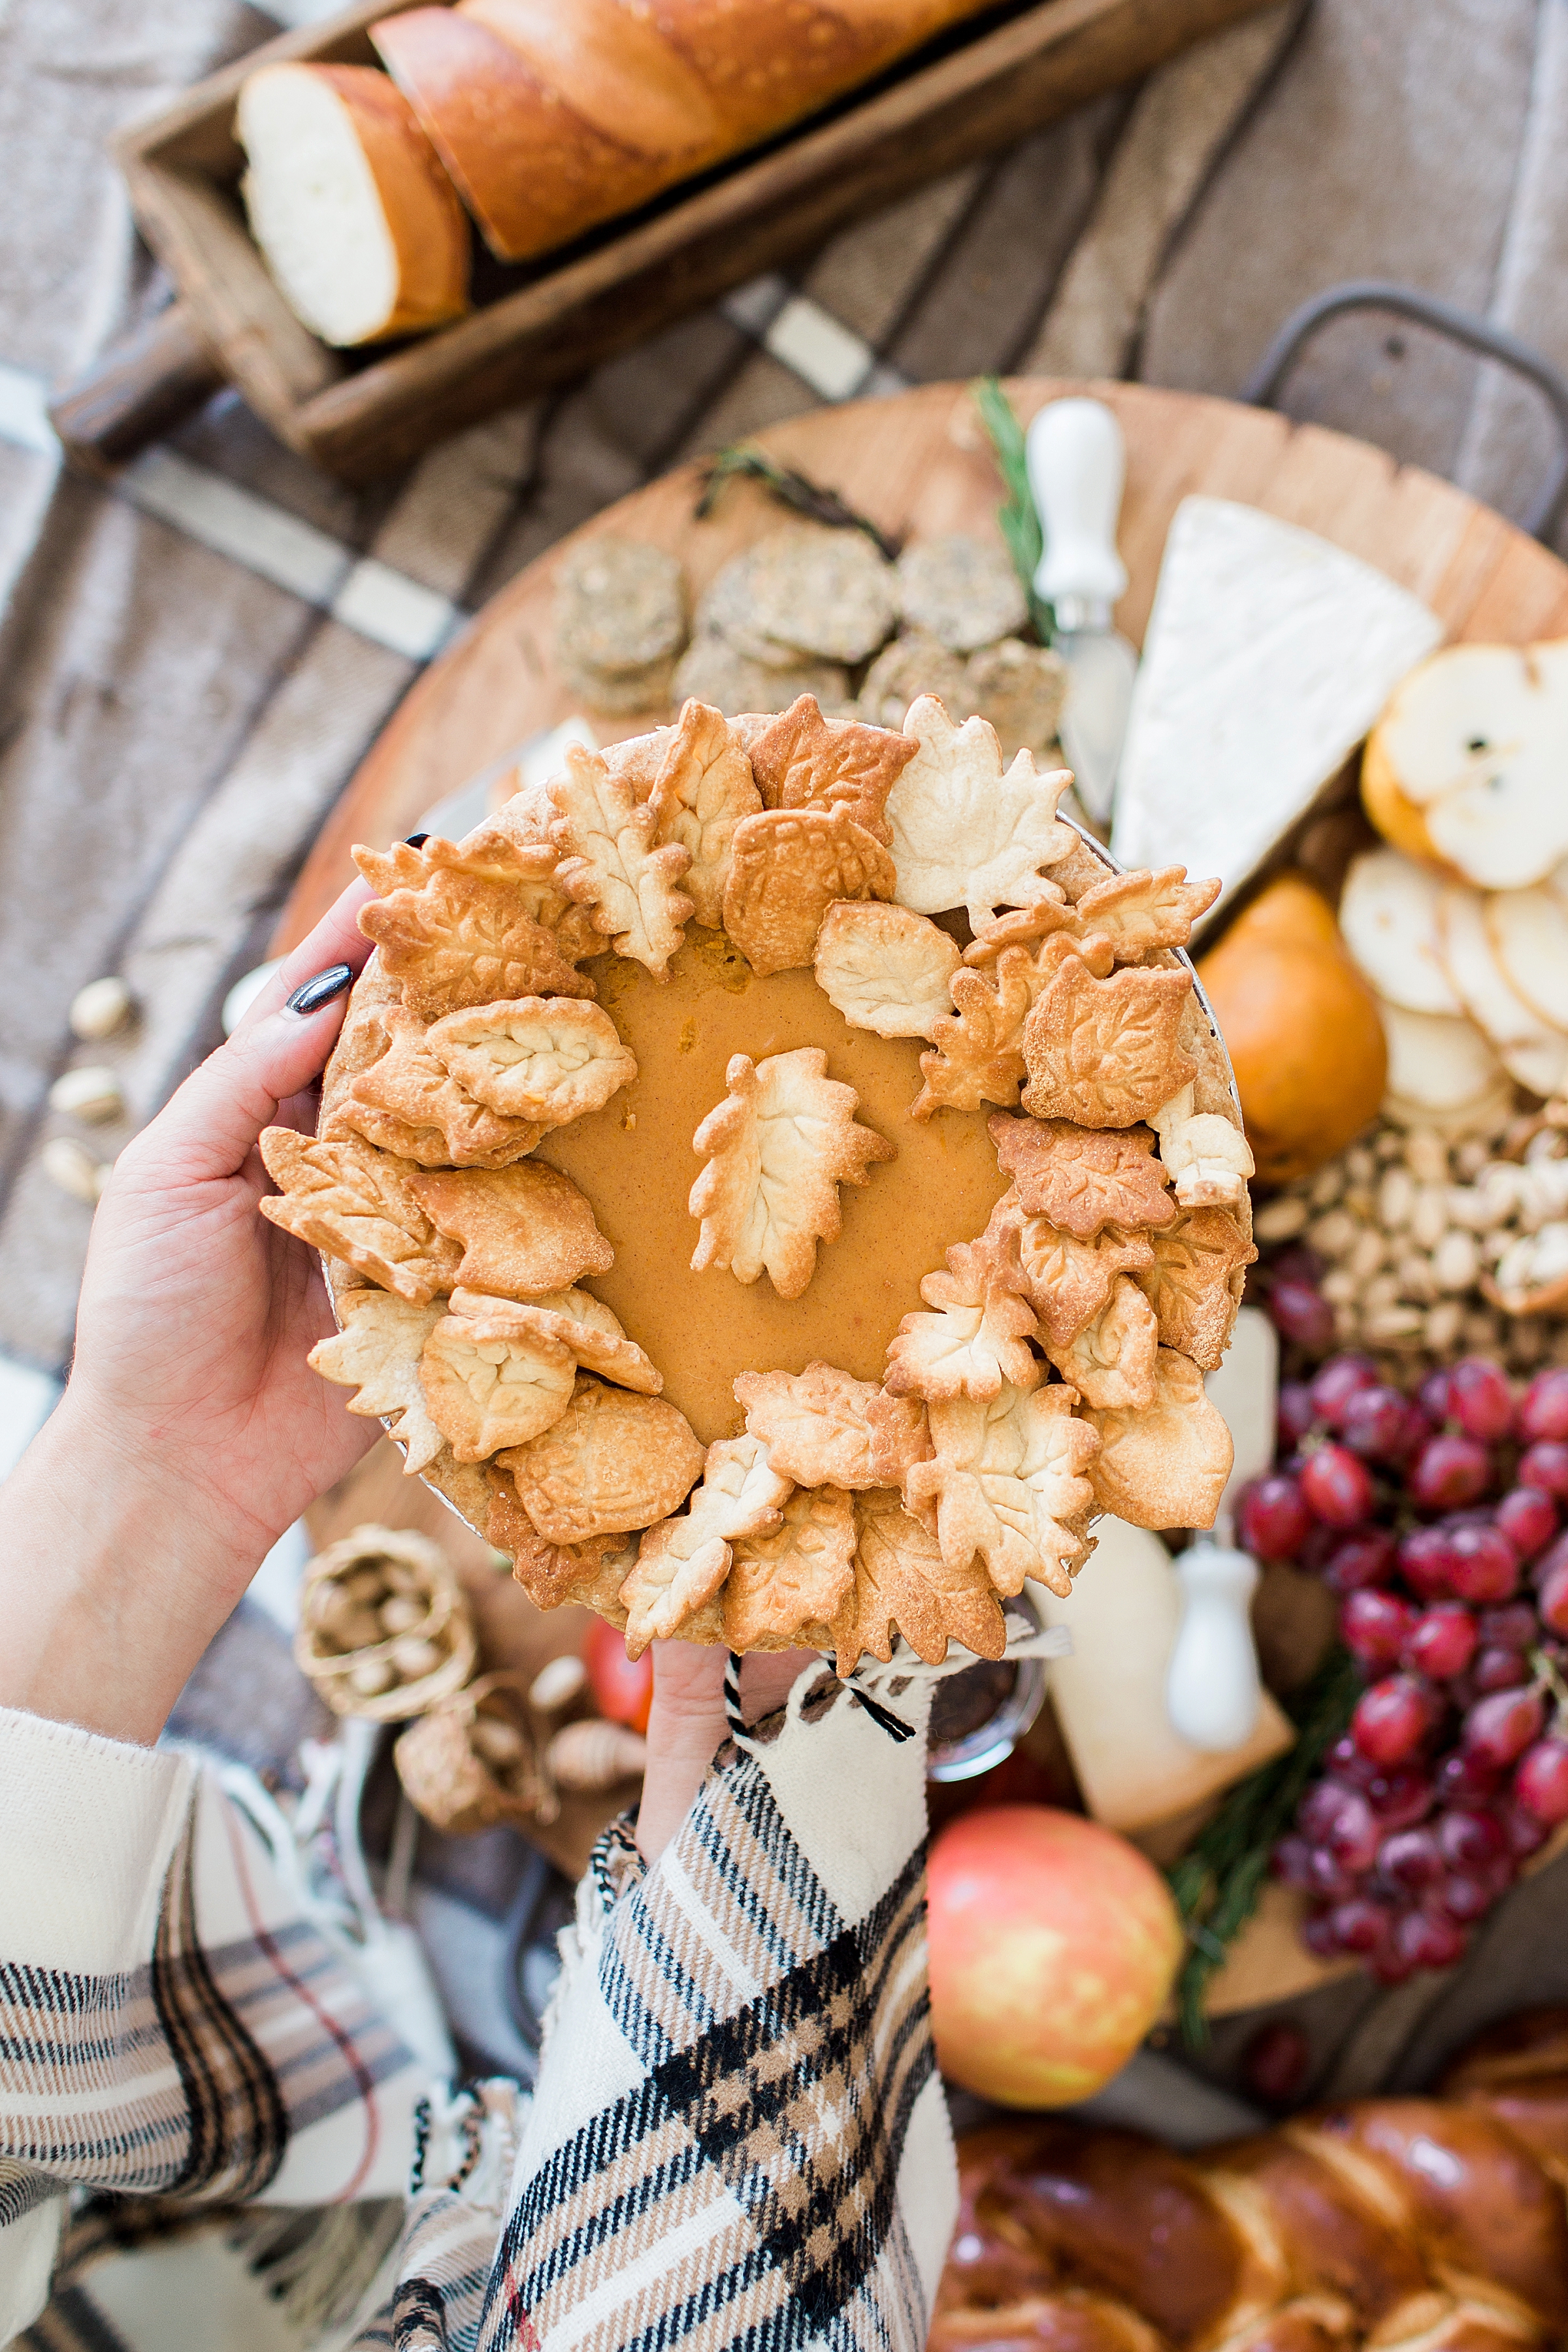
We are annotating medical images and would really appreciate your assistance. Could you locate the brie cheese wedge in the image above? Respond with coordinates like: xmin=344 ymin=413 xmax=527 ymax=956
xmin=1111 ymin=498 xmax=1443 ymax=907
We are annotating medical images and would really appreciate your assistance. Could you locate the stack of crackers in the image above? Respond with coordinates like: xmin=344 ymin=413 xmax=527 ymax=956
xmin=259 ymin=689 xmax=1254 ymax=1667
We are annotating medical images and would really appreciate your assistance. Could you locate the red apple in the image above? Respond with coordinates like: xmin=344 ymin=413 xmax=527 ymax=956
xmin=582 ymin=1616 xmax=653 ymax=1733
xmin=927 ymin=1805 xmax=1182 ymax=2106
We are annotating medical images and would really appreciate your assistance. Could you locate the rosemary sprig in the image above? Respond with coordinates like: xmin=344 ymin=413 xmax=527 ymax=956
xmin=693 ymin=444 xmax=899 ymax=559
xmin=970 ymin=376 xmax=1051 ymax=641
xmin=1167 ymin=1647 xmax=1361 ymax=2049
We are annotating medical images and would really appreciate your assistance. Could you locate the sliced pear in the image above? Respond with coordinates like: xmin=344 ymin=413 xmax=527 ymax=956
xmin=1375 ymin=996 xmax=1503 ymax=1114
xmin=1365 ymin=640 xmax=1568 ymax=890
xmin=1339 ymin=848 xmax=1462 ymax=1015
xmin=1437 ymin=885 xmax=1568 ymax=1098
xmin=1486 ymin=887 xmax=1568 ymax=1032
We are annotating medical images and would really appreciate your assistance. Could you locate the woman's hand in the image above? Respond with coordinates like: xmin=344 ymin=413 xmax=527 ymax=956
xmin=636 ymin=1642 xmax=818 ymax=1863
xmin=0 ymin=883 xmax=377 ymax=1742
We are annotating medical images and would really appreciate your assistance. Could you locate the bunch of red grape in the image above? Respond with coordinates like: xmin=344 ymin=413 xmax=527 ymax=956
xmin=1241 ymin=1354 xmax=1568 ymax=1982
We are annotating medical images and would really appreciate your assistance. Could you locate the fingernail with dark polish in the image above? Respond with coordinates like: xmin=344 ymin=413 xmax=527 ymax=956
xmin=285 ymin=962 xmax=353 ymax=1017
xmin=404 ymin=831 xmax=430 ymax=848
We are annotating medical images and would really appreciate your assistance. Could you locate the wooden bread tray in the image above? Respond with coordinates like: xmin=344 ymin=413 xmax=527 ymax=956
xmin=53 ymin=0 xmax=1274 ymax=483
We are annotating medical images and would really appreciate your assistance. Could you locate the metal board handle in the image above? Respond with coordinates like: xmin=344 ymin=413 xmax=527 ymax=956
xmin=1240 ymin=278 xmax=1568 ymax=542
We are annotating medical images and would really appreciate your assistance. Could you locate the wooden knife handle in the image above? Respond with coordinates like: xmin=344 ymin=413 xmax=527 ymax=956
xmin=49 ymin=300 xmax=226 ymax=475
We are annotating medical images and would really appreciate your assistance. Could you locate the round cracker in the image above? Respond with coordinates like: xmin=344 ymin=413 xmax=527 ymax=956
xmin=896 ymin=533 xmax=1026 ymax=652
xmin=670 ymin=631 xmax=851 ymax=717
xmin=740 ymin=523 xmax=899 ymax=664
xmin=555 ymin=535 xmax=687 ymax=676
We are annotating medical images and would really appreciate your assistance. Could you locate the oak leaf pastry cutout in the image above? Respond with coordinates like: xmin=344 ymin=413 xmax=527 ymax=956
xmin=723 ymin=1483 xmax=857 ymax=1653
xmin=645 ymin=697 xmax=762 ymax=928
xmin=308 ymin=1292 xmax=446 ymax=1473
xmin=1149 ymin=1084 xmax=1255 ymax=1209
xmin=746 ymin=693 xmax=917 ymax=845
xmin=548 ymin=740 xmax=694 ymax=977
xmin=419 ymin=1301 xmax=576 ymax=1463
xmin=988 ymin=1115 xmax=1175 ymax=1240
xmin=629 ymin=1433 xmax=794 ymax=1650
xmin=723 ymin=805 xmax=896 ymax=977
xmin=497 ymin=1375 xmax=706 ymax=1546
xmin=425 ymin=999 xmax=636 ymax=1130
xmin=1085 ymin=1347 xmax=1233 ymax=1531
xmin=961 ymin=895 xmax=1073 ymax=967
xmin=912 ymin=952 xmax=1035 ymax=1119
xmin=813 ymin=900 xmax=960 ymax=1039
xmin=356 ymin=798 xmax=600 ymax=961
xmin=733 ymin=1361 xmax=881 ymax=1489
xmin=408 ymin=1162 xmax=613 ymax=1299
xmin=689 ymin=1047 xmax=894 ymax=1299
xmin=835 ymin=1486 xmax=1007 ymax=1672
xmin=259 ymin=1128 xmax=461 ymax=1303
xmin=885 ymin=1232 xmax=1041 ymax=1402
xmin=885 ymin=696 xmax=1075 ymax=925
xmin=358 ymin=866 xmax=597 ymax=1019
xmin=1020 ymin=956 xmax=1198 ymax=1128
xmin=984 ymin=1190 xmax=1156 ymax=1350
xmin=448 ymin=1287 xmax=661 ymax=1394
xmin=1070 ymin=866 xmax=1222 ymax=960
xmin=342 ymin=1004 xmax=546 ymax=1168
xmin=486 ymin=1476 xmax=629 ymax=1622
xmin=905 ymin=1382 xmax=1100 ymax=1600
xmin=1045 ymin=1275 xmax=1160 ymax=1411
xmin=1135 ymin=1207 xmax=1256 ymax=1371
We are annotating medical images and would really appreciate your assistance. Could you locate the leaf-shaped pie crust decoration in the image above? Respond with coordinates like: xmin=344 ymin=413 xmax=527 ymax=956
xmin=884 ymin=1231 xmax=1041 ymax=1402
xmin=426 ymin=1000 xmax=636 ymax=1129
xmin=1150 ymin=1084 xmax=1255 ymax=1210
xmin=745 ymin=694 xmax=916 ymax=846
xmin=1020 ymin=956 xmax=1197 ymax=1128
xmin=258 ymin=1128 xmax=461 ymax=1303
xmin=548 ymin=740 xmax=694 ymax=977
xmin=886 ymin=695 xmax=1075 ymax=925
xmin=1045 ymin=1275 xmax=1159 ymax=1411
xmin=419 ymin=1302 xmax=576 ymax=1463
xmin=1135 ymin=1207 xmax=1256 ymax=1371
xmin=689 ymin=1047 xmax=894 ymax=1300
xmin=635 ymin=1434 xmax=792 ymax=1577
xmin=988 ymin=1115 xmax=1175 ymax=1239
xmin=342 ymin=1005 xmax=546 ymax=1168
xmin=1070 ymin=866 xmax=1222 ymax=959
xmin=733 ymin=1361 xmax=880 ymax=1488
xmin=449 ymin=1286 xmax=661 ymax=1394
xmin=723 ymin=1484 xmax=857 ymax=1653
xmin=866 ymin=1388 xmax=933 ymax=1485
xmin=984 ymin=1189 xmax=1156 ymax=1349
xmin=1085 ymin=1347 xmax=1233 ymax=1531
xmin=813 ymin=901 xmax=960 ymax=1039
xmin=905 ymin=1382 xmax=1100 ymax=1599
xmin=359 ymin=866 xmax=597 ymax=1019
xmin=486 ymin=1473 xmax=627 ymax=1618
xmin=408 ymin=1162 xmax=613 ymax=1299
xmin=911 ymin=951 xmax=1036 ymax=1119
xmin=308 ymin=1291 xmax=446 ymax=1472
xmin=647 ymin=698 xmax=762 ymax=928
xmin=619 ymin=1534 xmax=734 ymax=1659
xmin=833 ymin=1486 xmax=1007 ymax=1672
xmin=497 ymin=1375 xmax=706 ymax=1545
xmin=723 ymin=806 xmax=896 ymax=977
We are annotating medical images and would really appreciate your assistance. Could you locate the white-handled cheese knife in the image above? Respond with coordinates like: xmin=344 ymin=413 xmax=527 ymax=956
xmin=1166 ymin=1306 xmax=1278 ymax=1753
xmin=1026 ymin=397 xmax=1138 ymax=827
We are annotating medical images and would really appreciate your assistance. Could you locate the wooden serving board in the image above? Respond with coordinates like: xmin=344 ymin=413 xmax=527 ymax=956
xmin=274 ymin=376 xmax=1568 ymax=2012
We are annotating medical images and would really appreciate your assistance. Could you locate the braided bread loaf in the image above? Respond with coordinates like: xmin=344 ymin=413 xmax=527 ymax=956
xmin=933 ymin=2008 xmax=1568 ymax=2352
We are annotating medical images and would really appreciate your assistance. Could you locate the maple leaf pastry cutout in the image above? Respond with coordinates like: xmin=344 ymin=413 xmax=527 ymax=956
xmin=723 ymin=1484 xmax=857 ymax=1653
xmin=407 ymin=1162 xmax=613 ymax=1299
xmin=357 ymin=863 xmax=597 ymax=1020
xmin=308 ymin=1291 xmax=446 ymax=1473
xmin=1149 ymin=1083 xmax=1255 ymax=1209
xmin=258 ymin=1128 xmax=461 ymax=1303
xmin=689 ymin=1047 xmax=894 ymax=1300
xmin=723 ymin=805 xmax=896 ymax=977
xmin=733 ymin=1361 xmax=882 ymax=1488
xmin=745 ymin=694 xmax=917 ymax=844
xmin=497 ymin=1376 xmax=707 ymax=1547
xmin=1084 ymin=1346 xmax=1233 ymax=1531
xmin=1135 ymin=1206 xmax=1256 ymax=1371
xmin=813 ymin=901 xmax=960 ymax=1039
xmin=884 ymin=1231 xmax=1042 ymax=1403
xmin=833 ymin=1486 xmax=1007 ymax=1671
xmin=418 ymin=1298 xmax=578 ymax=1463
xmin=1045 ymin=1275 xmax=1160 ymax=1411
xmin=1020 ymin=955 xmax=1198 ymax=1128
xmin=338 ymin=1004 xmax=546 ymax=1168
xmin=911 ymin=951 xmax=1036 ymax=1119
xmin=627 ymin=1434 xmax=794 ymax=1652
xmin=983 ymin=1188 xmax=1156 ymax=1350
xmin=885 ymin=695 xmax=1075 ymax=926
xmin=548 ymin=740 xmax=694 ymax=977
xmin=988 ymin=1115 xmax=1176 ymax=1239
xmin=904 ymin=1380 xmax=1100 ymax=1600
xmin=644 ymin=698 xmax=762 ymax=929
xmin=424 ymin=999 xmax=636 ymax=1130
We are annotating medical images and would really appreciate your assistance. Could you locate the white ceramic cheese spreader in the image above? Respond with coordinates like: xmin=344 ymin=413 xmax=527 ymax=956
xmin=1164 ymin=1305 xmax=1278 ymax=1752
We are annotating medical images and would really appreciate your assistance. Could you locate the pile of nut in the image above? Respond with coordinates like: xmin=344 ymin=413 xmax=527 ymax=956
xmin=296 ymin=1526 xmax=477 ymax=1721
xmin=1256 ymin=1113 xmax=1568 ymax=1371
